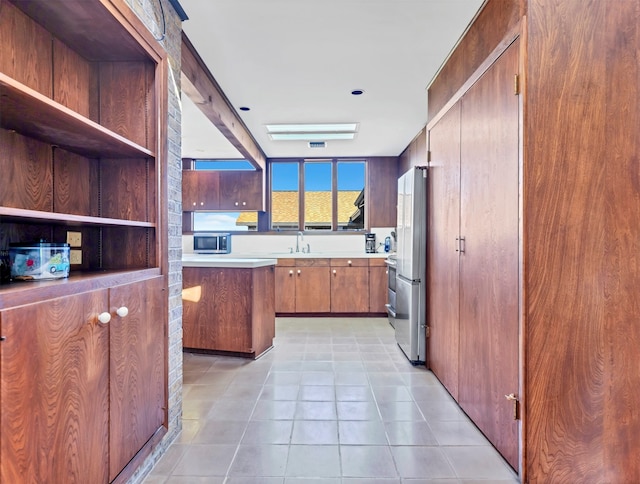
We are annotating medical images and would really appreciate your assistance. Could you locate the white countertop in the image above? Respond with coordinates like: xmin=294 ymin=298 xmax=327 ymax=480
xmin=182 ymin=254 xmax=277 ymax=268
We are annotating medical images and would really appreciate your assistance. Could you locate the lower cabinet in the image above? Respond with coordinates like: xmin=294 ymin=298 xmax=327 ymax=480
xmin=330 ymin=259 xmax=369 ymax=313
xmin=274 ymin=257 xmax=387 ymax=314
xmin=0 ymin=275 xmax=166 ymax=484
xmin=182 ymin=266 xmax=275 ymax=357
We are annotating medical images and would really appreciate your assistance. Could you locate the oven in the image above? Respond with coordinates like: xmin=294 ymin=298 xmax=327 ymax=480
xmin=385 ymin=255 xmax=397 ymax=328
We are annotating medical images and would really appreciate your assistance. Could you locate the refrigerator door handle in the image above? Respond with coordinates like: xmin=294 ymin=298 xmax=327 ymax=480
xmin=456 ymin=236 xmax=466 ymax=253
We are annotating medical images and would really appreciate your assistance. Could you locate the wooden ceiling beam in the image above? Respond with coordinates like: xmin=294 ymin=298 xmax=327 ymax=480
xmin=181 ymin=32 xmax=266 ymax=171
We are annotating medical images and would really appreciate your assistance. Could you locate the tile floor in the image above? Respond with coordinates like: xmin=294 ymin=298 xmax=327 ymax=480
xmin=144 ymin=317 xmax=519 ymax=484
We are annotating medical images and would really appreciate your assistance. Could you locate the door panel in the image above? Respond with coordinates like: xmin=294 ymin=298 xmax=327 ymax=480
xmin=458 ymin=40 xmax=520 ymax=469
xmin=109 ymin=276 xmax=165 ymax=481
xmin=1 ymin=290 xmax=110 ymax=484
xmin=275 ymin=266 xmax=296 ymax=313
xmin=427 ymin=102 xmax=462 ymax=400
xmin=295 ymin=266 xmax=330 ymax=312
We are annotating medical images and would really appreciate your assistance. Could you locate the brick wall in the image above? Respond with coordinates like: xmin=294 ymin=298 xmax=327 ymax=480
xmin=122 ymin=0 xmax=184 ymax=482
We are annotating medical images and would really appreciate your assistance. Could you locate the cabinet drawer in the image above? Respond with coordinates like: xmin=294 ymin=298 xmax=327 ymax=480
xmin=296 ymin=258 xmax=330 ymax=267
xmin=368 ymin=258 xmax=387 ymax=267
xmin=330 ymin=258 xmax=368 ymax=267
xmin=277 ymin=258 xmax=295 ymax=267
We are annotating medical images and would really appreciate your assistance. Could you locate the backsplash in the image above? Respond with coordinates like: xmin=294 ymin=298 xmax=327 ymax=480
xmin=183 ymin=227 xmax=394 ymax=255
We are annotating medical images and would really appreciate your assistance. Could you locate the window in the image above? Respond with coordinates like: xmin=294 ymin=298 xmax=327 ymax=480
xmin=270 ymin=159 xmax=365 ymax=231
xmin=190 ymin=159 xmax=258 ymax=232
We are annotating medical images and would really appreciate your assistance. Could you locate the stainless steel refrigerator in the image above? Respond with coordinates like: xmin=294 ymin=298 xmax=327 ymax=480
xmin=395 ymin=166 xmax=427 ymax=363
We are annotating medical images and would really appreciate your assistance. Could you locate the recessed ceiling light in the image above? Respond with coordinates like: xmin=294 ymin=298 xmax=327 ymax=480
xmin=265 ymin=123 xmax=358 ymax=133
xmin=351 ymin=89 xmax=364 ymax=95
xmin=239 ymin=106 xmax=250 ymax=111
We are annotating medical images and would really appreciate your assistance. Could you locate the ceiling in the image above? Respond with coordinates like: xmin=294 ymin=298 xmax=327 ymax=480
xmin=179 ymin=0 xmax=486 ymax=161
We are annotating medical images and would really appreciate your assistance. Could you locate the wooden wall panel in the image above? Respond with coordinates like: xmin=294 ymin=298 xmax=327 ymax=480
xmin=427 ymin=103 xmax=461 ymax=401
xmin=251 ymin=266 xmax=276 ymax=357
xmin=99 ymin=62 xmax=153 ymax=149
xmin=0 ymin=0 xmax=52 ymax=96
xmin=428 ymin=0 xmax=522 ymax=120
xmin=52 ymin=38 xmax=94 ymax=118
xmin=101 ymin=227 xmax=151 ymax=269
xmin=0 ymin=129 xmax=52 ymax=211
xmin=100 ymin=158 xmax=149 ymax=221
xmin=367 ymin=157 xmax=398 ymax=228
xmin=525 ymin=0 xmax=640 ymax=481
xmin=53 ymin=149 xmax=99 ymax=217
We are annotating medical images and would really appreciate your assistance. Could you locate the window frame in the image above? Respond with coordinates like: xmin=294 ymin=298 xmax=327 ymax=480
xmin=268 ymin=158 xmax=367 ymax=232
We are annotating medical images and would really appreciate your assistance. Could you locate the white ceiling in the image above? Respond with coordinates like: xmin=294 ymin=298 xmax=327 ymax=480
xmin=179 ymin=0 xmax=485 ymax=160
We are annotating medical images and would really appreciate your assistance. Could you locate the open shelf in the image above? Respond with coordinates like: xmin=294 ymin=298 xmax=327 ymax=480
xmin=0 ymin=74 xmax=155 ymax=159
xmin=0 ymin=207 xmax=155 ymax=228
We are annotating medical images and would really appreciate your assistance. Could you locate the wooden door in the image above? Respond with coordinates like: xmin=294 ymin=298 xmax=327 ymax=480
xmin=0 ymin=290 xmax=110 ymax=484
xmin=427 ymin=102 xmax=462 ymax=400
xmin=330 ymin=260 xmax=369 ymax=313
xmin=275 ymin=265 xmax=296 ymax=313
xmin=368 ymin=261 xmax=388 ymax=313
xmin=295 ymin=266 xmax=330 ymax=313
xmin=458 ymin=40 xmax=520 ymax=469
xmin=109 ymin=276 xmax=165 ymax=481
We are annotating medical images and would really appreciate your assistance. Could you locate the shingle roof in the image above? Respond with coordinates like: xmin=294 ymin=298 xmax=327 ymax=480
xmin=236 ymin=190 xmax=361 ymax=226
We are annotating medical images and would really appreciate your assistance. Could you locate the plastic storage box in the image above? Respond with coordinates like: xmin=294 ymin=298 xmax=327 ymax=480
xmin=9 ymin=243 xmax=70 ymax=281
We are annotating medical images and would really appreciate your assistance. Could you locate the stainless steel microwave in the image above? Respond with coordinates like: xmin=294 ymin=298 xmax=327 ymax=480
xmin=193 ymin=233 xmax=231 ymax=254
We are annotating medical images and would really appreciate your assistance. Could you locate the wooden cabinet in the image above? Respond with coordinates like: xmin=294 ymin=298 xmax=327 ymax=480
xmin=0 ymin=1 xmax=168 ymax=482
xmin=108 ymin=277 xmax=165 ymax=481
xmin=182 ymin=170 xmax=263 ymax=212
xmin=275 ymin=257 xmax=386 ymax=314
xmin=330 ymin=259 xmax=369 ymax=313
xmin=427 ymin=39 xmax=520 ymax=470
xmin=219 ymin=171 xmax=263 ymax=210
xmin=368 ymin=258 xmax=388 ymax=314
xmin=0 ymin=290 xmax=110 ymax=483
xmin=366 ymin=158 xmax=398 ymax=228
xmin=182 ymin=170 xmax=220 ymax=210
xmin=295 ymin=260 xmax=331 ymax=313
xmin=182 ymin=266 xmax=275 ymax=357
xmin=0 ymin=275 xmax=165 ymax=483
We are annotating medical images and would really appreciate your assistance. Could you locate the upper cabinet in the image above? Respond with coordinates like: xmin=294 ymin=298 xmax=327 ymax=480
xmin=182 ymin=169 xmax=264 ymax=212
xmin=0 ymin=0 xmax=166 ymax=276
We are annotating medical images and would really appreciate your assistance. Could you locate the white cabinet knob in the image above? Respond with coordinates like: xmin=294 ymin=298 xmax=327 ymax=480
xmin=297 ymin=269 xmax=301 ymax=275
xmin=242 ymin=201 xmax=246 ymax=206
xmin=333 ymin=269 xmax=337 ymax=274
xmin=235 ymin=201 xmax=239 ymax=206
xmin=289 ymin=270 xmax=294 ymax=275
xmin=200 ymin=202 xmax=204 ymax=206
xmin=116 ymin=306 xmax=129 ymax=317
xmin=348 ymin=260 xmax=352 ymax=265
xmin=98 ymin=312 xmax=111 ymax=324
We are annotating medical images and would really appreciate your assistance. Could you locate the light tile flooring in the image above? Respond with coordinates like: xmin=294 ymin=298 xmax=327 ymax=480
xmin=144 ymin=317 xmax=519 ymax=484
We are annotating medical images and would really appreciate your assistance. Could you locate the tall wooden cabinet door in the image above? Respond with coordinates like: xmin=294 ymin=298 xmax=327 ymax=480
xmin=275 ymin=266 xmax=297 ymax=313
xmin=213 ymin=269 xmax=253 ymax=352
xmin=218 ymin=171 xmax=263 ymax=210
xmin=109 ymin=276 xmax=166 ymax=481
xmin=182 ymin=267 xmax=215 ymax=348
xmin=0 ymin=290 xmax=110 ymax=484
xmin=458 ymin=40 xmax=520 ymax=470
xmin=427 ymin=102 xmax=461 ymax=401
xmin=295 ymin=266 xmax=330 ymax=313
xmin=182 ymin=170 xmax=200 ymax=210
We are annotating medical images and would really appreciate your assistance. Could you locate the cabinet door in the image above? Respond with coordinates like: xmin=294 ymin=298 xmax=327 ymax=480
xmin=275 ymin=266 xmax=296 ymax=313
xmin=458 ymin=41 xmax=520 ymax=470
xmin=109 ymin=276 xmax=165 ymax=481
xmin=427 ymin=102 xmax=462 ymax=400
xmin=331 ymin=266 xmax=369 ymax=313
xmin=295 ymin=266 xmax=330 ymax=313
xmin=1 ymin=290 xmax=110 ymax=484
xmin=182 ymin=170 xmax=200 ymax=210
xmin=218 ymin=171 xmax=263 ymax=210
xmin=182 ymin=171 xmax=220 ymax=210
xmin=368 ymin=265 xmax=388 ymax=313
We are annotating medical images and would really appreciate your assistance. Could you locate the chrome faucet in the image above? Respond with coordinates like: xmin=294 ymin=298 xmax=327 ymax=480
xmin=296 ymin=231 xmax=304 ymax=252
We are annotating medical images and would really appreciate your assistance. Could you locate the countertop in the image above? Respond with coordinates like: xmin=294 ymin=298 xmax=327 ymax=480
xmin=182 ymin=254 xmax=277 ymax=268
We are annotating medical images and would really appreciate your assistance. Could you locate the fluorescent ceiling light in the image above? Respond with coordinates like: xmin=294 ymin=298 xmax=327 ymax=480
xmin=266 ymin=123 xmax=358 ymax=133
xmin=269 ymin=132 xmax=356 ymax=141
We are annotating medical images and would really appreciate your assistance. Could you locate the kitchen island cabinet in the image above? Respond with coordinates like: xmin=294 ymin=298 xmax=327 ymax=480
xmin=182 ymin=258 xmax=276 ymax=357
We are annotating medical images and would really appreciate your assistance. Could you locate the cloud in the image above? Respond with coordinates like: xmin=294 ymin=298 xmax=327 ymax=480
xmin=193 ymin=212 xmax=249 ymax=231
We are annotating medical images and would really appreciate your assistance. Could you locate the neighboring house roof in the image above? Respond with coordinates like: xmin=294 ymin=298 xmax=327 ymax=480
xmin=236 ymin=190 xmax=362 ymax=226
